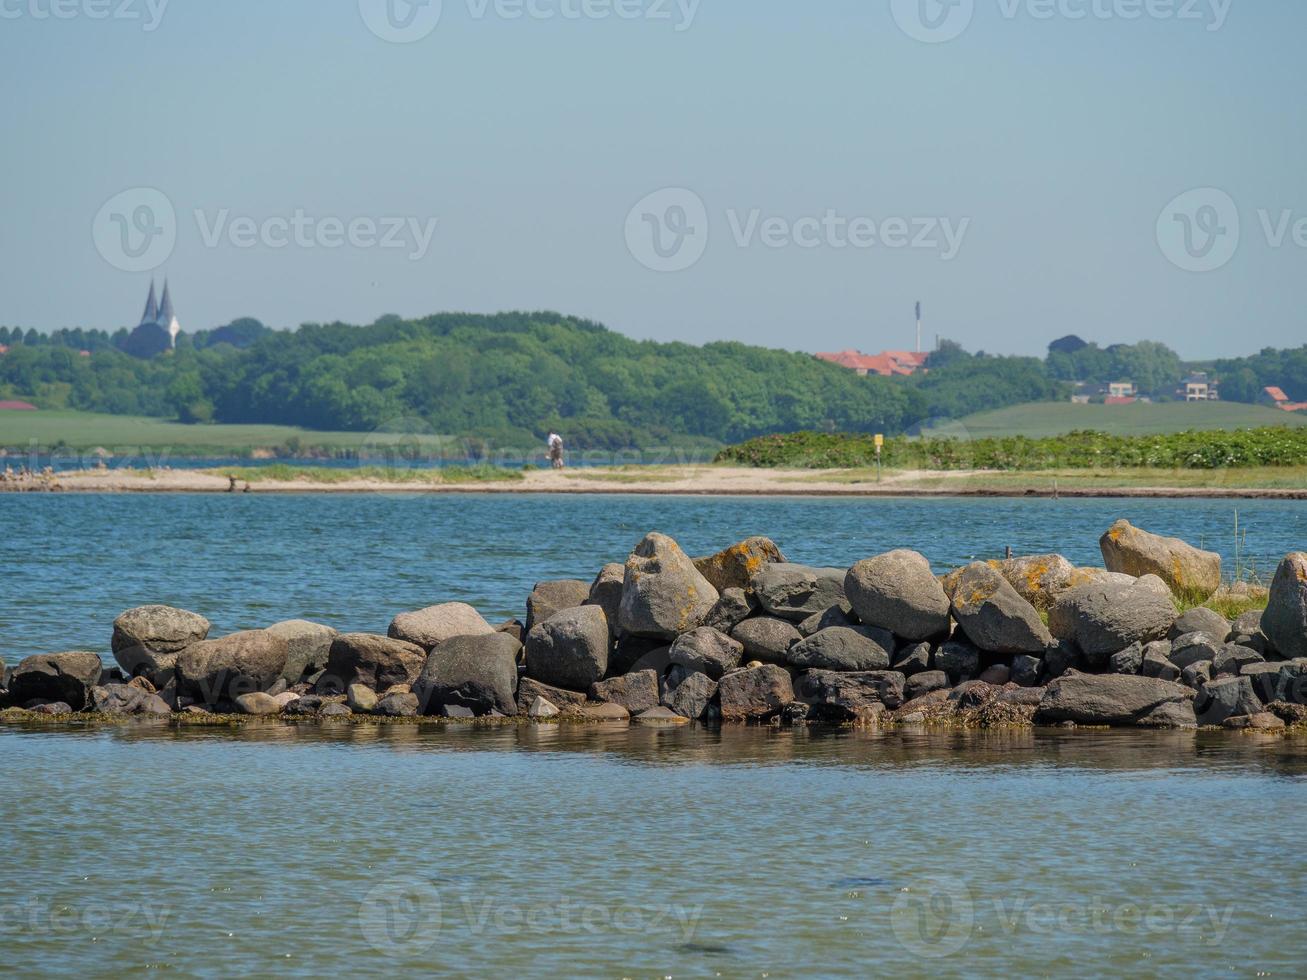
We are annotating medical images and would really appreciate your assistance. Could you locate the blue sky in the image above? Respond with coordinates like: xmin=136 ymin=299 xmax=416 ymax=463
xmin=0 ymin=0 xmax=1302 ymax=357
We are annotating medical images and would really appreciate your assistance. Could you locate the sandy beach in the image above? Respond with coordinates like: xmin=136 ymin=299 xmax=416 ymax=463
xmin=7 ymin=465 xmax=1305 ymax=498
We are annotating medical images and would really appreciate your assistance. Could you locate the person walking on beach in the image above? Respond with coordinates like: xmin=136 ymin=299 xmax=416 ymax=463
xmin=547 ymin=432 xmax=565 ymax=470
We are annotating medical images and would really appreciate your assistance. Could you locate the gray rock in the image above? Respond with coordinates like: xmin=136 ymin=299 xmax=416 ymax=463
xmin=375 ymin=692 xmax=419 ymax=717
xmin=619 ymin=533 xmax=719 ymax=638
xmin=1035 ymin=673 xmax=1196 ymax=727
xmin=1100 ymin=519 xmax=1221 ymax=601
xmin=1011 ymin=654 xmax=1043 ymax=687
xmin=786 ymin=626 xmax=893 ymax=672
xmin=1272 ymin=660 xmax=1307 ymax=705
xmin=1169 ymin=633 xmax=1223 ymax=670
xmin=1141 ymin=643 xmax=1180 ymax=682
xmin=693 ymin=536 xmax=786 ymax=592
xmin=322 ymin=634 xmax=427 ymax=694
xmin=634 ymin=706 xmax=689 ymax=725
xmin=1180 ymin=661 xmax=1212 ymax=691
xmin=731 ymin=617 xmax=801 ymax=663
xmin=978 ymin=665 xmax=1011 ymax=686
xmin=949 ymin=562 xmax=1053 ymax=654
xmin=845 ymin=550 xmax=951 ymax=640
xmin=997 ymin=554 xmax=1078 ymax=611
xmin=702 ymin=588 xmax=756 ymax=634
xmin=797 ymin=603 xmax=858 ymax=638
xmin=525 ymin=580 xmax=592 ymax=634
xmin=176 ymin=631 xmax=289 ymax=704
xmin=1212 ymin=644 xmax=1264 ymax=677
xmin=29 ymin=702 xmax=72 ymax=715
xmin=266 ymin=620 xmax=339 ymax=683
xmin=515 ymin=677 xmax=589 ymax=715
xmin=9 ymin=652 xmax=103 ymax=711
xmin=794 ymin=670 xmax=906 ymax=721
xmin=1168 ymin=607 xmax=1231 ymax=643
xmin=891 ymin=642 xmax=933 ymax=677
xmin=388 ymin=603 xmax=494 ymax=651
xmin=320 ymin=702 xmax=353 ymax=719
xmin=904 ymin=670 xmax=950 ymax=701
xmin=1242 ymin=662 xmax=1284 ymax=704
xmin=663 ymin=670 xmax=718 ymax=720
xmin=1197 ymin=676 xmax=1262 ymax=727
xmin=1042 ymin=641 xmax=1082 ymax=680
xmin=1109 ymin=643 xmax=1144 ymax=675
xmin=90 ymin=683 xmax=170 ymax=715
xmin=585 ymin=563 xmax=626 ymax=639
xmin=1230 ymin=609 xmax=1264 ymax=638
xmin=718 ymin=664 xmax=794 ymax=721
xmin=234 ymin=692 xmax=282 ymax=716
xmin=1049 ymin=576 xmax=1176 ymax=657
xmin=346 ymin=683 xmax=378 ymax=713
xmin=525 ymin=605 xmax=610 ymax=691
xmin=111 ymin=605 xmax=211 ymax=682
xmin=590 ymin=670 xmax=660 ymax=715
xmin=413 ymin=632 xmax=522 ymax=716
xmin=668 ymin=627 xmax=743 ymax=680
xmin=1263 ymin=553 xmax=1307 ymax=660
xmin=529 ymin=696 xmax=560 ymax=719
xmin=751 ymin=563 xmax=848 ymax=622
xmin=609 ymin=635 xmax=666 ymax=676
xmin=578 ymin=702 xmax=631 ymax=722
xmin=935 ymin=640 xmax=980 ymax=682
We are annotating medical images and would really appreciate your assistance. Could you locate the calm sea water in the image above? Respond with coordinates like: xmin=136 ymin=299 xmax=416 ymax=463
xmin=1 ymin=493 xmax=1304 ymax=664
xmin=3 ymin=493 xmax=1306 ymax=977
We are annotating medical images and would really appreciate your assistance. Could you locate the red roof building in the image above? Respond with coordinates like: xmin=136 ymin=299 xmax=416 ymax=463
xmin=1263 ymin=386 xmax=1307 ymax=412
xmin=816 ymin=349 xmax=928 ymax=377
xmin=0 ymin=400 xmax=38 ymax=411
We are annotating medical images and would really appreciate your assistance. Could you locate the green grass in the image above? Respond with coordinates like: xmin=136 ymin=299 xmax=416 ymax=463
xmin=0 ymin=409 xmax=455 ymax=456
xmin=951 ymin=402 xmax=1307 ymax=438
xmin=786 ymin=466 xmax=1307 ymax=491
xmin=213 ymin=464 xmax=523 ymax=484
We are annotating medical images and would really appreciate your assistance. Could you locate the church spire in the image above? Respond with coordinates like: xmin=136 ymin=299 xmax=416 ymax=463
xmin=140 ymin=280 xmax=158 ymax=326
xmin=158 ymin=279 xmax=181 ymax=348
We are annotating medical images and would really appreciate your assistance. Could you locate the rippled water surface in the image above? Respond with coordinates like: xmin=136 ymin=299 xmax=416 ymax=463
xmin=4 ymin=493 xmax=1307 ymax=977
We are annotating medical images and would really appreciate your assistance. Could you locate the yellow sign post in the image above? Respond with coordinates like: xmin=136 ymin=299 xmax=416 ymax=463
xmin=874 ymin=434 xmax=884 ymax=481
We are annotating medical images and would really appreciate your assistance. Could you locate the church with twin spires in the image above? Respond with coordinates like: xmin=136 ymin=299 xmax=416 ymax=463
xmin=123 ymin=279 xmax=182 ymax=358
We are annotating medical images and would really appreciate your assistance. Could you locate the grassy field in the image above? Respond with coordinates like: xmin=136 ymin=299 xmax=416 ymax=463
xmin=786 ymin=466 xmax=1307 ymax=491
xmin=950 ymin=401 xmax=1307 ymax=438
xmin=0 ymin=410 xmax=455 ymax=455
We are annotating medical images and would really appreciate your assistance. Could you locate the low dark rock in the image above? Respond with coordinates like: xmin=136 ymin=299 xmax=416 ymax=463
xmin=1212 ymin=644 xmax=1264 ymax=677
xmin=590 ymin=670 xmax=661 ymax=715
xmin=1042 ymin=641 xmax=1082 ymax=681
xmin=1141 ymin=643 xmax=1180 ymax=682
xmin=1011 ymin=654 xmax=1043 ymax=688
xmin=413 ymin=632 xmax=521 ymax=716
xmin=904 ymin=670 xmax=949 ymax=701
xmin=787 ymin=626 xmax=893 ymax=672
xmin=794 ymin=669 xmax=905 ymax=721
xmin=891 ymin=642 xmax=933 ymax=677
xmin=751 ymin=563 xmax=848 ymax=622
xmin=525 ymin=580 xmax=591 ymax=634
xmin=1180 ymin=661 xmax=1212 ymax=691
xmin=515 ymin=677 xmax=588 ymax=716
xmin=935 ymin=640 xmax=980 ymax=683
xmin=524 ymin=605 xmax=610 ymax=690
xmin=702 ymin=588 xmax=757 ymax=634
xmin=1197 ymin=676 xmax=1262 ymax=727
xmin=322 ymin=634 xmax=427 ymax=694
xmin=1035 ymin=673 xmax=1196 ymax=727
xmin=375 ymin=692 xmax=420 ymax=717
xmin=1168 ymin=607 xmax=1231 ymax=643
xmin=1109 ymin=644 xmax=1144 ymax=675
xmin=662 ymin=670 xmax=717 ymax=720
xmin=1242 ymin=662 xmax=1283 ymax=704
xmin=9 ymin=652 xmax=103 ymax=711
xmin=1169 ymin=633 xmax=1223 ymax=671
xmin=668 ymin=627 xmax=743 ymax=680
xmin=731 ymin=617 xmax=801 ymax=663
xmin=718 ymin=664 xmax=794 ymax=721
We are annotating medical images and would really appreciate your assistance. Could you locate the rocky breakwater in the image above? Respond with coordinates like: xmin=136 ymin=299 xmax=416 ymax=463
xmin=3 ymin=522 xmax=1306 ymax=735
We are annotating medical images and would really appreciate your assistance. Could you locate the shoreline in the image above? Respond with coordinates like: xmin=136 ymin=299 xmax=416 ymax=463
xmin=4 ymin=466 xmax=1307 ymax=499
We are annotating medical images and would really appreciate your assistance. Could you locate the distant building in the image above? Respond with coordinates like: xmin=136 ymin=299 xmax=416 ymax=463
xmin=816 ymin=349 xmax=929 ymax=377
xmin=1263 ymin=386 xmax=1307 ymax=412
xmin=123 ymin=279 xmax=182 ymax=358
xmin=1108 ymin=381 xmax=1137 ymax=399
xmin=0 ymin=400 xmax=38 ymax=411
xmin=1179 ymin=372 xmax=1219 ymax=402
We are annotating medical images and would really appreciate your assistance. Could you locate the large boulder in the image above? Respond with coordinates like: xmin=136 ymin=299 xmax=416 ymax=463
xmin=526 ymin=580 xmax=592 ymax=634
xmin=266 ymin=620 xmax=338 ymax=683
xmin=731 ymin=617 xmax=801 ymax=663
xmin=1168 ymin=607 xmax=1231 ymax=643
xmin=524 ymin=605 xmax=610 ymax=690
xmin=668 ymin=627 xmax=743 ymax=680
xmin=718 ymin=664 xmax=794 ymax=721
xmin=322 ymin=633 xmax=427 ymax=694
xmin=111 ymin=605 xmax=211 ymax=682
xmin=750 ymin=564 xmax=848 ymax=622
xmin=413 ymin=632 xmax=521 ymax=716
xmin=845 ymin=550 xmax=950 ymax=641
xmin=1169 ymin=632 xmax=1223 ymax=670
xmin=950 ymin=562 xmax=1053 ymax=654
xmin=1035 ymin=673 xmax=1197 ymax=727
xmin=585 ymin=563 xmax=626 ymax=639
xmin=998 ymin=554 xmax=1078 ymax=612
xmin=591 ymin=670 xmax=661 ymax=715
xmin=1262 ymin=553 xmax=1307 ymax=660
xmin=1049 ymin=576 xmax=1177 ymax=658
xmin=794 ymin=669 xmax=906 ymax=720
xmin=694 ymin=536 xmax=786 ymax=592
xmin=662 ymin=669 xmax=718 ymax=720
xmin=9 ymin=652 xmax=103 ymax=711
xmin=786 ymin=626 xmax=893 ymax=672
xmin=176 ymin=630 xmax=289 ymax=703
xmin=1196 ymin=675 xmax=1262 ymax=727
xmin=619 ymin=533 xmax=719 ymax=638
xmin=388 ymin=603 xmax=493 ymax=651
xmin=1100 ymin=519 xmax=1221 ymax=601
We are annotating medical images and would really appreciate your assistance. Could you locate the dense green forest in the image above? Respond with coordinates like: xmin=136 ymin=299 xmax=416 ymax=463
xmin=1 ymin=314 xmax=1304 ymax=447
